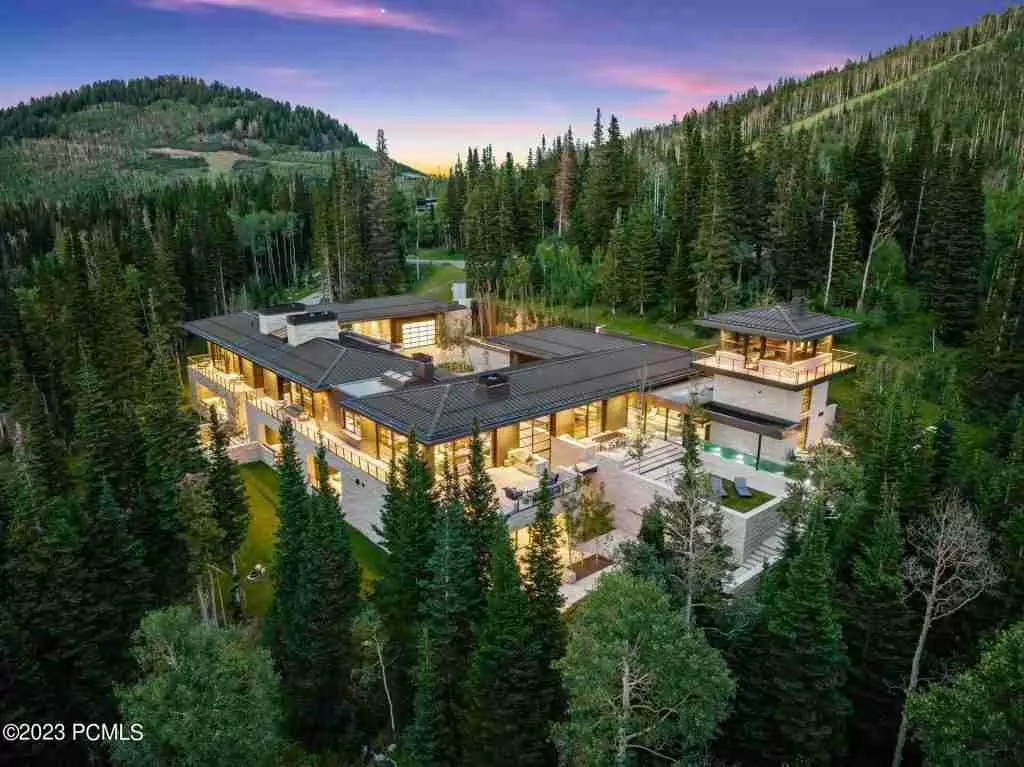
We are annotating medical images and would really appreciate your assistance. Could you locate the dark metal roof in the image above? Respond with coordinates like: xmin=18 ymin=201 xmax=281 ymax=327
xmin=183 ymin=312 xmax=422 ymax=390
xmin=484 ymin=326 xmax=639 ymax=359
xmin=258 ymin=302 xmax=307 ymax=316
xmin=343 ymin=343 xmax=697 ymax=444
xmin=315 ymin=294 xmax=461 ymax=323
xmin=696 ymin=302 xmax=859 ymax=340
xmin=287 ymin=310 xmax=336 ymax=326
xmin=704 ymin=401 xmax=799 ymax=439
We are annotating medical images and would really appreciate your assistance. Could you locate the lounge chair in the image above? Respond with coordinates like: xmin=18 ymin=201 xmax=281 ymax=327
xmin=711 ymin=475 xmax=727 ymax=498
xmin=734 ymin=476 xmax=753 ymax=498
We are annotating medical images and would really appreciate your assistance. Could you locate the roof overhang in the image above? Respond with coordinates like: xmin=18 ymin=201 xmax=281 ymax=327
xmin=704 ymin=401 xmax=799 ymax=439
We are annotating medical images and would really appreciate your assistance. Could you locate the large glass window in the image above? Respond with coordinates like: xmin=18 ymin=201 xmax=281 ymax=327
xmin=519 ymin=416 xmax=551 ymax=460
xmin=401 ymin=319 xmax=436 ymax=348
xmin=378 ymin=428 xmax=410 ymax=465
xmin=435 ymin=433 xmax=492 ymax=477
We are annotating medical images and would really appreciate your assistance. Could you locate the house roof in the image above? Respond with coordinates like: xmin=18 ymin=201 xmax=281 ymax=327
xmin=484 ymin=326 xmax=639 ymax=359
xmin=704 ymin=401 xmax=799 ymax=439
xmin=695 ymin=302 xmax=859 ymax=340
xmin=343 ymin=343 xmax=697 ymax=444
xmin=183 ymin=312 xmax=423 ymax=390
xmin=314 ymin=294 xmax=462 ymax=323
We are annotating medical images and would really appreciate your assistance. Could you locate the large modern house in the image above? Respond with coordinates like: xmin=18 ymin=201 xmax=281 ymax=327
xmin=184 ymin=294 xmax=857 ymax=594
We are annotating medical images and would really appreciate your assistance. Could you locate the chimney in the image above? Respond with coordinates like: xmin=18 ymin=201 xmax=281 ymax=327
xmin=285 ymin=310 xmax=339 ymax=346
xmin=790 ymin=293 xmax=807 ymax=316
xmin=412 ymin=352 xmax=435 ymax=382
xmin=257 ymin=302 xmax=308 ymax=335
xmin=476 ymin=371 xmax=510 ymax=399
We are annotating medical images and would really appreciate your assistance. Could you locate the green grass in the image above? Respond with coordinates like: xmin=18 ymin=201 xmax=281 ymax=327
xmin=235 ymin=462 xmax=387 ymax=619
xmin=495 ymin=299 xmax=705 ymax=348
xmin=409 ymin=263 xmax=465 ymax=300
xmin=718 ymin=480 xmax=774 ymax=514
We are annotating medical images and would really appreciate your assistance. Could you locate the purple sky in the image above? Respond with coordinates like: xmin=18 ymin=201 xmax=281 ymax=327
xmin=0 ymin=0 xmax=1009 ymax=171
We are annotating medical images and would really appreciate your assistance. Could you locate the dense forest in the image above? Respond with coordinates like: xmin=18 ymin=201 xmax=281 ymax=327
xmin=2 ymin=5 xmax=1024 ymax=767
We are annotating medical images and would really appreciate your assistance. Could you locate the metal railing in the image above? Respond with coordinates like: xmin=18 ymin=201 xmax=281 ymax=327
xmin=692 ymin=345 xmax=856 ymax=386
xmin=502 ymin=474 xmax=584 ymax=518
xmin=187 ymin=356 xmax=390 ymax=483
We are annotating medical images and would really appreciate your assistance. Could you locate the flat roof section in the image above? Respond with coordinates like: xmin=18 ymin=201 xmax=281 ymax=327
xmin=315 ymin=294 xmax=462 ymax=324
xmin=184 ymin=313 xmax=423 ymax=390
xmin=704 ymin=401 xmax=799 ymax=439
xmin=484 ymin=326 xmax=639 ymax=359
xmin=696 ymin=302 xmax=859 ymax=340
xmin=343 ymin=343 xmax=698 ymax=444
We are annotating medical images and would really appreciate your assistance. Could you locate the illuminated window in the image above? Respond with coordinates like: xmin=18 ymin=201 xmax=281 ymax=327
xmin=401 ymin=319 xmax=436 ymax=348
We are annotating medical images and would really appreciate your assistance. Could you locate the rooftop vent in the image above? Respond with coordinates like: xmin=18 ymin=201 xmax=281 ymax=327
xmin=381 ymin=370 xmax=415 ymax=388
xmin=477 ymin=371 xmax=510 ymax=398
xmin=412 ymin=353 xmax=435 ymax=382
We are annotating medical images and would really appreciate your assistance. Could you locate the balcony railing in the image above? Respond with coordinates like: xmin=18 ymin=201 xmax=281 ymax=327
xmin=692 ymin=345 xmax=856 ymax=387
xmin=187 ymin=356 xmax=390 ymax=483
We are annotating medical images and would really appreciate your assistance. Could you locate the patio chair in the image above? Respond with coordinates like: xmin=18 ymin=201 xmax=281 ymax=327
xmin=711 ymin=475 xmax=728 ymax=498
xmin=734 ymin=476 xmax=753 ymax=498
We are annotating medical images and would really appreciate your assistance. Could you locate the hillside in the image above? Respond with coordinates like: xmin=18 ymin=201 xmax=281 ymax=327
xmin=639 ymin=6 xmax=1024 ymax=163
xmin=0 ymin=75 xmax=422 ymax=201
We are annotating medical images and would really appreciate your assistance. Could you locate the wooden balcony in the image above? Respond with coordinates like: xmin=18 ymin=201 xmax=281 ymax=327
xmin=692 ymin=345 xmax=856 ymax=389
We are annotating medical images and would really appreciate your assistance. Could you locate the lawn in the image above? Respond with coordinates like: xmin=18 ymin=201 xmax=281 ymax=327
xmin=718 ymin=479 xmax=774 ymax=514
xmin=236 ymin=462 xmax=388 ymax=619
xmin=409 ymin=263 xmax=465 ymax=300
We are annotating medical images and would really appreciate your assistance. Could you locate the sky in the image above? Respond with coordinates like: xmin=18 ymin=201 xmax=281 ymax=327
xmin=0 ymin=0 xmax=1013 ymax=172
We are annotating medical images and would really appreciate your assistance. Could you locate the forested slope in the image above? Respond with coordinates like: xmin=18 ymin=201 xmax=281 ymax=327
xmin=0 ymin=75 xmax=420 ymax=201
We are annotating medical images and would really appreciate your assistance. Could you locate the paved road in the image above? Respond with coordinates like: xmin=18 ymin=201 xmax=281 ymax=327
xmin=408 ymin=258 xmax=465 ymax=268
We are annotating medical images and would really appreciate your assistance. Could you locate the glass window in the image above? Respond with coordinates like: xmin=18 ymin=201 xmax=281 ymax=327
xmin=401 ymin=319 xmax=436 ymax=349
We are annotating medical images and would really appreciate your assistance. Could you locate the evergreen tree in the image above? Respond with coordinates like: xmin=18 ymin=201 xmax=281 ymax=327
xmin=264 ymin=421 xmax=311 ymax=728
xmin=597 ymin=209 xmax=626 ymax=313
xmin=406 ymin=492 xmax=478 ymax=765
xmin=464 ymin=527 xmax=548 ymax=767
xmin=692 ymin=160 xmax=735 ymax=315
xmin=624 ymin=204 xmax=660 ymax=315
xmin=374 ymin=436 xmax=440 ymax=730
xmin=728 ymin=510 xmax=849 ymax=765
xmin=924 ymin=145 xmax=983 ymax=344
xmin=827 ymin=202 xmax=861 ymax=307
xmin=206 ymin=406 xmax=249 ymax=568
xmin=291 ymin=444 xmax=362 ymax=752
xmin=524 ymin=470 xmax=566 ymax=749
xmin=850 ymin=119 xmax=884 ymax=256
xmin=840 ymin=495 xmax=914 ymax=763
xmin=463 ymin=423 xmax=500 ymax=592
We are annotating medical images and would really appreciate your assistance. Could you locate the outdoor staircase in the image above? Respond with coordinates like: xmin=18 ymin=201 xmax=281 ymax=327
xmin=727 ymin=530 xmax=788 ymax=594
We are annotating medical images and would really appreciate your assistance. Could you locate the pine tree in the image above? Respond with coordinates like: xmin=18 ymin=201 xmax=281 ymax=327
xmin=692 ymin=160 xmax=735 ymax=316
xmin=374 ymin=436 xmax=440 ymax=730
xmin=850 ymin=118 xmax=884 ymax=257
xmin=597 ymin=209 xmax=626 ymax=313
xmin=264 ymin=421 xmax=310 ymax=724
xmin=729 ymin=511 xmax=849 ymax=765
xmin=624 ymin=204 xmax=660 ymax=314
xmin=925 ymin=145 xmax=983 ymax=344
xmin=840 ymin=495 xmax=914 ymax=763
xmin=827 ymin=202 xmax=861 ymax=307
xmin=524 ymin=470 xmax=566 ymax=750
xmin=463 ymin=424 xmax=499 ymax=604
xmin=406 ymin=493 xmax=478 ymax=765
xmin=290 ymin=444 xmax=362 ymax=751
xmin=206 ymin=406 xmax=249 ymax=567
xmin=464 ymin=527 xmax=548 ymax=767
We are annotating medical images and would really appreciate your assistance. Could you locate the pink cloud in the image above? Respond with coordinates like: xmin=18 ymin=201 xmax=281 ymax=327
xmin=143 ymin=0 xmax=452 ymax=35
xmin=595 ymin=64 xmax=748 ymax=120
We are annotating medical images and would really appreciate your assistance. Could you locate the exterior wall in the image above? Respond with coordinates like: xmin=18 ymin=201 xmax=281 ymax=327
xmin=805 ymin=381 xmax=831 ymax=447
xmin=245 ymin=401 xmax=386 ymax=543
xmin=189 ymin=366 xmax=246 ymax=434
xmin=709 ymin=422 xmax=796 ymax=463
xmin=713 ymin=374 xmax=803 ymax=421
xmin=286 ymin=319 xmax=338 ymax=346
xmin=466 ymin=339 xmax=511 ymax=372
